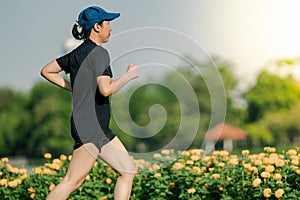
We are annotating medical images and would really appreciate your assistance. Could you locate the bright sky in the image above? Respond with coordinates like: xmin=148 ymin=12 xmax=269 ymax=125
xmin=1 ymin=0 xmax=300 ymax=91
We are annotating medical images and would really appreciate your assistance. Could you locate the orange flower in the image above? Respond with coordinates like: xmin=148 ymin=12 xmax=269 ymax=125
xmin=254 ymin=160 xmax=263 ymax=166
xmin=60 ymin=154 xmax=67 ymax=161
xmin=287 ymin=149 xmax=297 ymax=156
xmin=49 ymin=183 xmax=55 ymax=191
xmin=1 ymin=157 xmax=9 ymax=163
xmin=187 ymin=188 xmax=196 ymax=194
xmin=154 ymin=173 xmax=161 ymax=178
xmin=169 ymin=182 xmax=175 ymax=188
xmin=273 ymin=173 xmax=282 ymax=181
xmin=44 ymin=153 xmax=52 ymax=159
xmin=229 ymin=158 xmax=239 ymax=166
xmin=275 ymin=189 xmax=284 ymax=198
xmin=263 ymin=188 xmax=272 ymax=198
xmin=252 ymin=178 xmax=262 ymax=187
xmin=265 ymin=165 xmax=275 ymax=173
xmin=106 ymin=178 xmax=112 ymax=184
xmin=190 ymin=155 xmax=200 ymax=161
xmin=275 ymin=159 xmax=285 ymax=167
xmin=242 ymin=150 xmax=250 ymax=156
xmin=172 ymin=162 xmax=184 ymax=170
xmin=261 ymin=171 xmax=271 ymax=179
xmin=212 ymin=174 xmax=220 ymax=179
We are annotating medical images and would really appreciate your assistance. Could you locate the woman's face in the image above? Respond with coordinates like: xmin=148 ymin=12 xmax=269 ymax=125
xmin=99 ymin=21 xmax=112 ymax=43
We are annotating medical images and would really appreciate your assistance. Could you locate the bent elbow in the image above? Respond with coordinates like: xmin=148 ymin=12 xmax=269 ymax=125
xmin=99 ymin=88 xmax=113 ymax=97
xmin=40 ymin=67 xmax=47 ymax=78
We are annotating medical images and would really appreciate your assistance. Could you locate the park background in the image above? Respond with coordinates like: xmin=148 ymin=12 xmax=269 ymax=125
xmin=0 ymin=0 xmax=299 ymax=160
xmin=1 ymin=1 xmax=300 ymax=199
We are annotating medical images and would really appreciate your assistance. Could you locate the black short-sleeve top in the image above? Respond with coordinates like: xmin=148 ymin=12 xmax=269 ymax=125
xmin=56 ymin=39 xmax=115 ymax=150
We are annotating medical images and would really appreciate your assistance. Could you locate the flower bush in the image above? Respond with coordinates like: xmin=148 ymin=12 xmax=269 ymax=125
xmin=0 ymin=147 xmax=299 ymax=200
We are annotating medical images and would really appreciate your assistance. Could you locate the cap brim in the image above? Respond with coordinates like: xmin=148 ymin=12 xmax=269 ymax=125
xmin=103 ymin=12 xmax=120 ymax=21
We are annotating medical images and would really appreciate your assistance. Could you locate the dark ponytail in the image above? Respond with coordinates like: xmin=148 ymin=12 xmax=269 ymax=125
xmin=72 ymin=23 xmax=91 ymax=40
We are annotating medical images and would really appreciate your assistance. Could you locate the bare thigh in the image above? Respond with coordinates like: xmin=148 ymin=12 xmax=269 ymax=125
xmin=64 ymin=143 xmax=98 ymax=184
xmin=99 ymin=137 xmax=136 ymax=174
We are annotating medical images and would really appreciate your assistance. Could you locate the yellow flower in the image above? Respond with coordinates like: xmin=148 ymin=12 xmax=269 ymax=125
xmin=169 ymin=182 xmax=175 ymax=188
xmin=60 ymin=154 xmax=67 ymax=161
xmin=242 ymin=150 xmax=250 ymax=156
xmin=219 ymin=186 xmax=224 ymax=191
xmin=161 ymin=149 xmax=170 ymax=155
xmin=202 ymin=156 xmax=211 ymax=162
xmin=153 ymin=153 xmax=162 ymax=159
xmin=49 ymin=183 xmax=55 ymax=191
xmin=190 ymin=149 xmax=203 ymax=156
xmin=152 ymin=163 xmax=161 ymax=171
xmin=172 ymin=162 xmax=184 ymax=170
xmin=106 ymin=178 xmax=112 ymax=184
xmin=19 ymin=168 xmax=27 ymax=174
xmin=261 ymin=171 xmax=271 ymax=179
xmin=263 ymin=188 xmax=272 ymax=198
xmin=254 ymin=160 xmax=263 ymax=166
xmin=296 ymin=169 xmax=300 ymax=175
xmin=287 ymin=149 xmax=297 ymax=156
xmin=243 ymin=163 xmax=252 ymax=171
xmin=181 ymin=151 xmax=190 ymax=157
xmin=229 ymin=158 xmax=239 ymax=166
xmin=85 ymin=175 xmax=90 ymax=181
xmin=291 ymin=159 xmax=299 ymax=165
xmin=192 ymin=166 xmax=201 ymax=173
xmin=154 ymin=173 xmax=161 ymax=178
xmin=30 ymin=193 xmax=36 ymax=199
xmin=187 ymin=188 xmax=196 ymax=194
xmin=186 ymin=160 xmax=194 ymax=165
xmin=68 ymin=155 xmax=72 ymax=161
xmin=265 ymin=165 xmax=275 ymax=173
xmin=0 ymin=171 xmax=2 ymax=176
xmin=275 ymin=189 xmax=284 ymax=198
xmin=1 ymin=157 xmax=9 ymax=163
xmin=275 ymin=159 xmax=285 ymax=167
xmin=251 ymin=167 xmax=258 ymax=174
xmin=8 ymin=180 xmax=19 ymax=187
xmin=28 ymin=187 xmax=36 ymax=193
xmin=99 ymin=196 xmax=108 ymax=200
xmin=44 ymin=153 xmax=52 ymax=159
xmin=0 ymin=179 xmax=8 ymax=187
xmin=204 ymin=183 xmax=209 ymax=188
xmin=212 ymin=174 xmax=220 ymax=179
xmin=195 ymin=177 xmax=201 ymax=182
xmin=218 ymin=162 xmax=225 ymax=168
xmin=252 ymin=178 xmax=261 ymax=187
xmin=190 ymin=155 xmax=200 ymax=161
xmin=264 ymin=147 xmax=276 ymax=153
xmin=273 ymin=173 xmax=282 ymax=181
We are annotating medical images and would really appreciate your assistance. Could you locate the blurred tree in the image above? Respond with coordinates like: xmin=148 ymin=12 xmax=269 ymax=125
xmin=0 ymin=88 xmax=31 ymax=156
xmin=242 ymin=69 xmax=300 ymax=146
xmin=26 ymin=81 xmax=73 ymax=157
xmin=244 ymin=71 xmax=300 ymax=122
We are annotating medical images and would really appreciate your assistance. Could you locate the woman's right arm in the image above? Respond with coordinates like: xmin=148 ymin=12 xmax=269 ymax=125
xmin=40 ymin=60 xmax=72 ymax=91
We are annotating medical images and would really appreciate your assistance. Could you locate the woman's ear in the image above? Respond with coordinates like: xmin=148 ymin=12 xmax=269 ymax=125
xmin=93 ymin=23 xmax=101 ymax=32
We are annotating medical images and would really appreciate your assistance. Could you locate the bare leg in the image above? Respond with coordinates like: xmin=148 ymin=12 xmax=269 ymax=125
xmin=46 ymin=143 xmax=98 ymax=200
xmin=99 ymin=137 xmax=137 ymax=200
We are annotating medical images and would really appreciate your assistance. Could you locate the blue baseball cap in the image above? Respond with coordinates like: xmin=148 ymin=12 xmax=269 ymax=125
xmin=77 ymin=6 xmax=120 ymax=31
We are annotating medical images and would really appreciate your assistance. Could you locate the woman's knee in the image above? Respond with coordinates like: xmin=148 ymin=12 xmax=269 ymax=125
xmin=119 ymin=166 xmax=137 ymax=180
xmin=62 ymin=174 xmax=85 ymax=191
